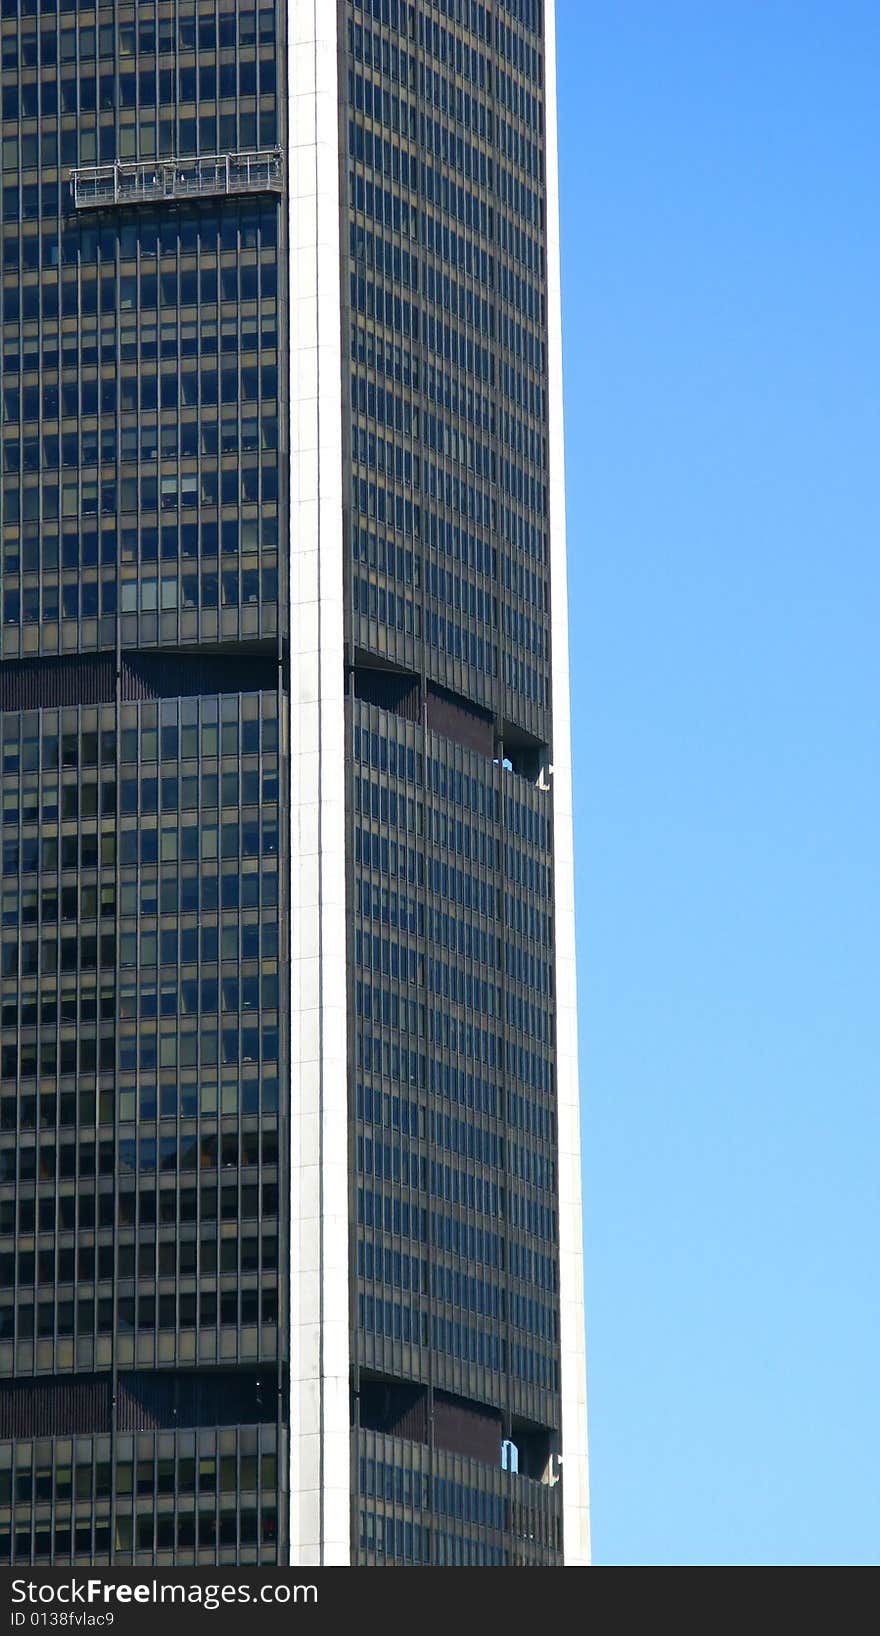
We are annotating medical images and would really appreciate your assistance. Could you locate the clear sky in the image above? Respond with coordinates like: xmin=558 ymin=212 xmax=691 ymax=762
xmin=557 ymin=1 xmax=880 ymax=1566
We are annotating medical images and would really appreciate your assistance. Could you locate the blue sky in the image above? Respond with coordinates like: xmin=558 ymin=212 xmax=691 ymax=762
xmin=558 ymin=1 xmax=880 ymax=1566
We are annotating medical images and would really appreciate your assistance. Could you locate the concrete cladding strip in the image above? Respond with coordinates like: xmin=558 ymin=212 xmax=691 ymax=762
xmin=287 ymin=0 xmax=350 ymax=1566
xmin=544 ymin=0 xmax=592 ymax=1568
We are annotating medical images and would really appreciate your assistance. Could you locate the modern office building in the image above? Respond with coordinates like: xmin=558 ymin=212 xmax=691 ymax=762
xmin=0 ymin=0 xmax=588 ymax=1568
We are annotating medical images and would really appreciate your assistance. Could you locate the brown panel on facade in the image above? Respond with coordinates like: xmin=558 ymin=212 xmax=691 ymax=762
xmin=120 ymin=646 xmax=278 ymax=701
xmin=0 ymin=648 xmax=279 ymax=713
xmin=353 ymin=665 xmax=421 ymax=721
xmin=433 ymin=1390 xmax=503 ymax=1465
xmin=0 ymin=1373 xmax=112 ymax=1437
xmin=359 ymin=1378 xmax=429 ymax=1443
xmin=0 ymin=654 xmax=115 ymax=712
xmin=426 ymin=682 xmax=494 ymax=757
xmin=116 ymin=1369 xmax=276 ymax=1430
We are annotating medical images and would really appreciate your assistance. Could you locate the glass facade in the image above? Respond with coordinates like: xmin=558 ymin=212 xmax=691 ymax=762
xmin=0 ymin=0 xmax=285 ymax=1568
xmin=344 ymin=0 xmax=565 ymax=1566
xmin=1 ymin=0 xmax=584 ymax=1568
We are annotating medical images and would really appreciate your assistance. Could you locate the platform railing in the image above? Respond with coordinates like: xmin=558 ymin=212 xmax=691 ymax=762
xmin=70 ymin=149 xmax=284 ymax=209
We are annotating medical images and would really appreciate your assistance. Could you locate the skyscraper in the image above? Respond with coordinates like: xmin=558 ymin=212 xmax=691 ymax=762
xmin=0 ymin=0 xmax=588 ymax=1570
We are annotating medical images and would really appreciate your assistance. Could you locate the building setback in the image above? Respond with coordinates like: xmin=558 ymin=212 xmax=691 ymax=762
xmin=0 ymin=0 xmax=588 ymax=1567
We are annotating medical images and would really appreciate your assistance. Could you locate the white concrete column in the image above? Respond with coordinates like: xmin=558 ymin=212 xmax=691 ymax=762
xmin=287 ymin=0 xmax=350 ymax=1567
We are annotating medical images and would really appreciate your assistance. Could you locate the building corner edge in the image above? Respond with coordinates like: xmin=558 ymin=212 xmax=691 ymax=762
xmin=544 ymin=0 xmax=592 ymax=1568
